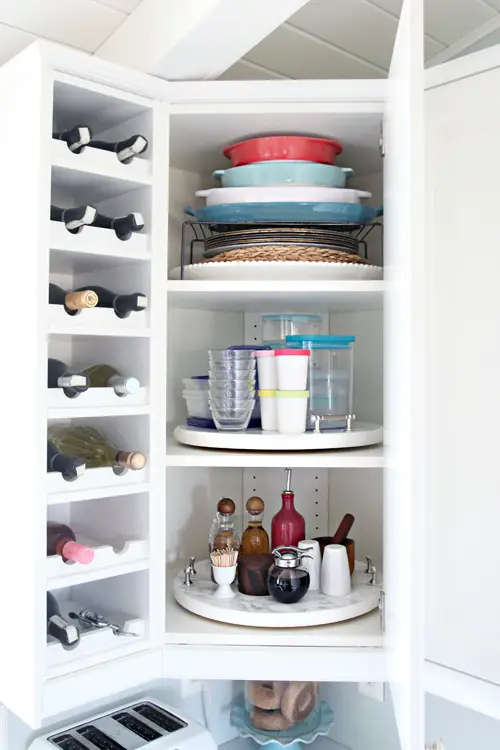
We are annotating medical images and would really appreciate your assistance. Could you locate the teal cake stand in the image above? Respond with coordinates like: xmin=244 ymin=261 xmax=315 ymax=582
xmin=230 ymin=697 xmax=334 ymax=750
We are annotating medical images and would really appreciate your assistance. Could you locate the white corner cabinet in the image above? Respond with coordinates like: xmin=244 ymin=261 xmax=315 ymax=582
xmin=2 ymin=0 xmax=497 ymax=746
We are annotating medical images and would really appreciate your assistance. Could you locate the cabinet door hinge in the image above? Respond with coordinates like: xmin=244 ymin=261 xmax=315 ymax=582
xmin=379 ymin=589 xmax=386 ymax=633
xmin=379 ymin=119 xmax=386 ymax=157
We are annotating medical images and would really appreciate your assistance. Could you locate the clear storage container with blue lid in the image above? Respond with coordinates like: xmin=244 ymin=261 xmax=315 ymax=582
xmin=286 ymin=335 xmax=355 ymax=431
xmin=261 ymin=314 xmax=322 ymax=348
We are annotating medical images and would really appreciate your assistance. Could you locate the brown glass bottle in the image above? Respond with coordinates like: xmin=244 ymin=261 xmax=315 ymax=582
xmin=241 ymin=496 xmax=270 ymax=555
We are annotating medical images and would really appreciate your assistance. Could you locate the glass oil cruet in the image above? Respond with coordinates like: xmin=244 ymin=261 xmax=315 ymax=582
xmin=241 ymin=496 xmax=270 ymax=555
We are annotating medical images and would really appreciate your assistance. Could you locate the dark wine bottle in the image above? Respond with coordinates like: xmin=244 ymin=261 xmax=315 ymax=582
xmin=52 ymin=124 xmax=92 ymax=154
xmin=49 ymin=283 xmax=98 ymax=316
xmin=92 ymin=211 xmax=144 ymax=241
xmin=47 ymin=440 xmax=85 ymax=479
xmin=74 ymin=285 xmax=147 ymax=318
xmin=47 ymin=592 xmax=80 ymax=649
xmin=50 ymin=204 xmax=97 ymax=234
xmin=91 ymin=134 xmax=148 ymax=164
xmin=48 ymin=358 xmax=89 ymax=398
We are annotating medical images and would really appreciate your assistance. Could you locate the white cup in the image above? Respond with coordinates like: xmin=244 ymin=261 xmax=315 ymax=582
xmin=275 ymin=349 xmax=310 ymax=391
xmin=258 ymin=390 xmax=277 ymax=431
xmin=276 ymin=390 xmax=309 ymax=434
xmin=212 ymin=565 xmax=237 ymax=598
xmin=254 ymin=350 xmax=277 ymax=390
xmin=298 ymin=539 xmax=321 ymax=591
xmin=320 ymin=544 xmax=351 ymax=597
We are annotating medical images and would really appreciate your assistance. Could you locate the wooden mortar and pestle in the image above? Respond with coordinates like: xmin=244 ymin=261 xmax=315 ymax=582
xmin=313 ymin=513 xmax=355 ymax=576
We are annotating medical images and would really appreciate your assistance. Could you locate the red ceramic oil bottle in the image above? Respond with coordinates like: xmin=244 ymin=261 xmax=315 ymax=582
xmin=271 ymin=468 xmax=305 ymax=549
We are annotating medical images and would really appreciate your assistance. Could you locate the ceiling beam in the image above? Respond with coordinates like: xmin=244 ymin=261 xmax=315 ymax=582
xmin=96 ymin=0 xmax=313 ymax=80
xmin=427 ymin=14 xmax=500 ymax=67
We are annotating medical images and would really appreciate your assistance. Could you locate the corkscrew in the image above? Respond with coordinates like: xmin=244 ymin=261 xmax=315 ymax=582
xmin=69 ymin=609 xmax=139 ymax=637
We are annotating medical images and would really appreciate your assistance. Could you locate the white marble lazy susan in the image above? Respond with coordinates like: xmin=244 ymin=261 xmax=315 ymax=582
xmin=174 ymin=559 xmax=380 ymax=628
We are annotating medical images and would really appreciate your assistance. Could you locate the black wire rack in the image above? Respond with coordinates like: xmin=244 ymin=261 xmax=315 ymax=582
xmin=179 ymin=220 xmax=383 ymax=279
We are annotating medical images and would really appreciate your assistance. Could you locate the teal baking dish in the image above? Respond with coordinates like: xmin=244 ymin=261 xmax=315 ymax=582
xmin=213 ymin=160 xmax=355 ymax=188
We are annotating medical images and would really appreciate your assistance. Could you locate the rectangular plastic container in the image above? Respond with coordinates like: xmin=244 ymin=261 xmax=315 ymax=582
xmin=261 ymin=314 xmax=322 ymax=348
xmin=286 ymin=335 xmax=355 ymax=430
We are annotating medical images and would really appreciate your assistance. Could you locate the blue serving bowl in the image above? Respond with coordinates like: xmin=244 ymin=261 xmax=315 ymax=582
xmin=213 ymin=160 xmax=355 ymax=188
xmin=185 ymin=202 xmax=383 ymax=225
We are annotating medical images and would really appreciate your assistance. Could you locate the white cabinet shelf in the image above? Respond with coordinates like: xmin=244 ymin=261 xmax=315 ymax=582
xmin=47 ymin=386 xmax=149 ymax=416
xmin=52 ymin=138 xmax=152 ymax=186
xmin=166 ymin=434 xmax=385 ymax=468
xmin=49 ymin=221 xmax=150 ymax=272
xmin=48 ymin=304 xmax=150 ymax=337
xmin=47 ymin=481 xmax=150 ymax=506
xmin=47 ymin=537 xmax=149 ymax=589
xmin=47 ymin=466 xmax=148 ymax=497
xmin=166 ymin=280 xmax=385 ymax=313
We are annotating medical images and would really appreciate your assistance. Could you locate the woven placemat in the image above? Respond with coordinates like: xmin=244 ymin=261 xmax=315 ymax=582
xmin=203 ymin=245 xmax=368 ymax=265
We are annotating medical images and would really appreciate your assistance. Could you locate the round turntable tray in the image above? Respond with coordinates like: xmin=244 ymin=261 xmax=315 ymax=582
xmin=174 ymin=560 xmax=380 ymax=628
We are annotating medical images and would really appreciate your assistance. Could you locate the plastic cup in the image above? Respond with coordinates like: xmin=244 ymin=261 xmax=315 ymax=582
xmin=258 ymin=390 xmax=277 ymax=431
xmin=275 ymin=349 xmax=310 ymax=391
xmin=254 ymin=350 xmax=277 ymax=390
xmin=275 ymin=390 xmax=309 ymax=434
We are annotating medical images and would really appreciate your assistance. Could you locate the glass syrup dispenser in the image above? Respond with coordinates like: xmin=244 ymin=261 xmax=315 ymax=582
xmin=268 ymin=546 xmax=312 ymax=604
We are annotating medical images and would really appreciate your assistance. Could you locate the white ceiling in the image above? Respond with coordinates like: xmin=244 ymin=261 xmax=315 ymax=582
xmin=0 ymin=0 xmax=142 ymax=67
xmin=0 ymin=0 xmax=500 ymax=77
xmin=219 ymin=0 xmax=500 ymax=80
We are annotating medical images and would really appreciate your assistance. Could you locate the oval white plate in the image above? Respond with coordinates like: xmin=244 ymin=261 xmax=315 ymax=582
xmin=196 ymin=186 xmax=371 ymax=206
xmin=174 ymin=423 xmax=383 ymax=451
xmin=170 ymin=261 xmax=383 ymax=282
xmin=174 ymin=559 xmax=380 ymax=628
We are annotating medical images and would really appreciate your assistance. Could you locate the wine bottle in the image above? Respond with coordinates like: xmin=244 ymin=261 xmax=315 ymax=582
xmin=91 ymin=134 xmax=148 ymax=164
xmin=47 ymin=440 xmax=85 ymax=479
xmin=48 ymin=424 xmax=147 ymax=471
xmin=81 ymin=364 xmax=140 ymax=396
xmin=48 ymin=358 xmax=89 ymax=397
xmin=47 ymin=592 xmax=80 ymax=649
xmin=52 ymin=124 xmax=92 ymax=154
xmin=92 ymin=210 xmax=144 ymax=241
xmin=49 ymin=283 xmax=98 ymax=315
xmin=74 ymin=285 xmax=147 ymax=318
xmin=50 ymin=204 xmax=97 ymax=234
xmin=47 ymin=521 xmax=94 ymax=564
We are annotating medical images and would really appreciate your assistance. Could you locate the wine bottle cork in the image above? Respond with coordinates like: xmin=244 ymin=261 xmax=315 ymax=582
xmin=65 ymin=290 xmax=98 ymax=310
xmin=246 ymin=496 xmax=265 ymax=515
xmin=116 ymin=451 xmax=147 ymax=470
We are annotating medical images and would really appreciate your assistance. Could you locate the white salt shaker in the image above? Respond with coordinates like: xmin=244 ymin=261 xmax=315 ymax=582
xmin=298 ymin=539 xmax=321 ymax=591
xmin=321 ymin=544 xmax=351 ymax=597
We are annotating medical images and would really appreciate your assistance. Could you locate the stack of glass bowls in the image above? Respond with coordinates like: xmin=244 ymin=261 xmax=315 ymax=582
xmin=208 ymin=350 xmax=256 ymax=431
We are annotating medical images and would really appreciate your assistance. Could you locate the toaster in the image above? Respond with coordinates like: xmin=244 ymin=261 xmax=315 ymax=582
xmin=28 ymin=696 xmax=218 ymax=750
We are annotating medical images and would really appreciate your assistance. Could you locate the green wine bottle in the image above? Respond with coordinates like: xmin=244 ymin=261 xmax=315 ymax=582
xmin=81 ymin=364 xmax=140 ymax=396
xmin=47 ymin=425 xmax=146 ymax=471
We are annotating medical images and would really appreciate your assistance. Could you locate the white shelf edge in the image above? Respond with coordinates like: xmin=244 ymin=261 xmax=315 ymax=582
xmin=51 ymin=138 xmax=152 ymax=186
xmin=166 ymin=434 xmax=385 ymax=468
xmin=48 ymin=323 xmax=151 ymax=338
xmin=425 ymin=660 xmax=500 ymax=722
xmin=48 ymin=404 xmax=150 ymax=419
xmin=47 ymin=558 xmax=150 ymax=590
xmin=47 ymin=482 xmax=150 ymax=505
xmin=166 ymin=280 xmax=385 ymax=313
xmin=161 ymin=644 xmax=387 ymax=682
xmin=46 ymin=639 xmax=152 ymax=681
xmin=49 ymin=221 xmax=150 ymax=262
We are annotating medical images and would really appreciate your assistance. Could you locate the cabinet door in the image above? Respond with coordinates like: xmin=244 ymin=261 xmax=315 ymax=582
xmin=0 ymin=46 xmax=52 ymax=727
xmin=383 ymin=0 xmax=424 ymax=748
xmin=425 ymin=46 xmax=500 ymax=690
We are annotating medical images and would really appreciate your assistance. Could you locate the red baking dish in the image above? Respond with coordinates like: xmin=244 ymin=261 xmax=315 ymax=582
xmin=223 ymin=136 xmax=343 ymax=167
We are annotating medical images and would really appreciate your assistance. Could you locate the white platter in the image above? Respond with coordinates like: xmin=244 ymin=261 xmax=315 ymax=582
xmin=174 ymin=423 xmax=383 ymax=451
xmin=196 ymin=186 xmax=371 ymax=206
xmin=170 ymin=262 xmax=383 ymax=282
xmin=174 ymin=560 xmax=380 ymax=628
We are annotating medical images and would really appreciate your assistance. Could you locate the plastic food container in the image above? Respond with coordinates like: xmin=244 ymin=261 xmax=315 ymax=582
xmin=258 ymin=390 xmax=277 ymax=431
xmin=245 ymin=681 xmax=319 ymax=735
xmin=182 ymin=376 xmax=209 ymax=391
xmin=261 ymin=314 xmax=322 ymax=348
xmin=286 ymin=335 xmax=355 ymax=430
xmin=276 ymin=391 xmax=309 ymax=434
xmin=275 ymin=349 xmax=310 ymax=391
xmin=213 ymin=161 xmax=355 ymax=188
xmin=254 ymin=350 xmax=277 ymax=390
xmin=182 ymin=391 xmax=211 ymax=419
xmin=223 ymin=136 xmax=343 ymax=166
